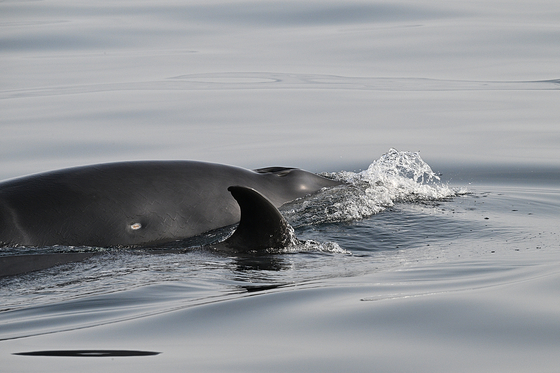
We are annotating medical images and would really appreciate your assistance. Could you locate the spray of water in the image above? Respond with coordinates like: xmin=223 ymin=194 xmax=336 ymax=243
xmin=282 ymin=149 xmax=461 ymax=226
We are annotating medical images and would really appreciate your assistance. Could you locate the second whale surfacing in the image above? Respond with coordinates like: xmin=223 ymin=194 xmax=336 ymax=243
xmin=0 ymin=161 xmax=341 ymax=248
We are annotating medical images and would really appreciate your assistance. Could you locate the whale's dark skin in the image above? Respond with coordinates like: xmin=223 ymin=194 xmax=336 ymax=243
xmin=0 ymin=185 xmax=298 ymax=277
xmin=0 ymin=161 xmax=341 ymax=248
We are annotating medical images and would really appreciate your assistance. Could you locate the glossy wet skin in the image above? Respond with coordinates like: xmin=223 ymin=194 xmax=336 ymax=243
xmin=0 ymin=161 xmax=341 ymax=247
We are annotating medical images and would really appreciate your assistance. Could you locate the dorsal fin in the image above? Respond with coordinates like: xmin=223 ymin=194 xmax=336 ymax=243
xmin=225 ymin=186 xmax=295 ymax=251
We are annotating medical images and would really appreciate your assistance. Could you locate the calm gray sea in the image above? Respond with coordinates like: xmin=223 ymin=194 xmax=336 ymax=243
xmin=1 ymin=1 xmax=559 ymax=372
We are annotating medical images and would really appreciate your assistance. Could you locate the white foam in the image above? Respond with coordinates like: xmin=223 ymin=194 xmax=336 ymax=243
xmin=282 ymin=149 xmax=463 ymax=225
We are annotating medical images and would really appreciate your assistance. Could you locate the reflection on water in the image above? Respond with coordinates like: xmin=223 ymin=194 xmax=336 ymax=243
xmin=14 ymin=350 xmax=161 ymax=357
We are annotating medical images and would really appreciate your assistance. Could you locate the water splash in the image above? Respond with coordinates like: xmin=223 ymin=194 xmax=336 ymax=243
xmin=230 ymin=224 xmax=349 ymax=255
xmin=282 ymin=149 xmax=461 ymax=225
xmin=268 ymin=239 xmax=350 ymax=255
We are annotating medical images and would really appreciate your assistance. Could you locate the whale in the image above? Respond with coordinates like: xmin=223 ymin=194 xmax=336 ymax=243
xmin=0 ymin=185 xmax=297 ymax=277
xmin=0 ymin=160 xmax=341 ymax=248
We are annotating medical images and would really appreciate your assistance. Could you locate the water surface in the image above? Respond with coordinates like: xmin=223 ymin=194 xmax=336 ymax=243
xmin=1 ymin=1 xmax=560 ymax=372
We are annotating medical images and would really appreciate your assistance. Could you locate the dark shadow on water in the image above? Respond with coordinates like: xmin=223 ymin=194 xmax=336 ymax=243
xmin=14 ymin=350 xmax=160 ymax=357
xmin=233 ymin=253 xmax=289 ymax=272
xmin=0 ymin=252 xmax=96 ymax=278
xmin=242 ymin=283 xmax=285 ymax=293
